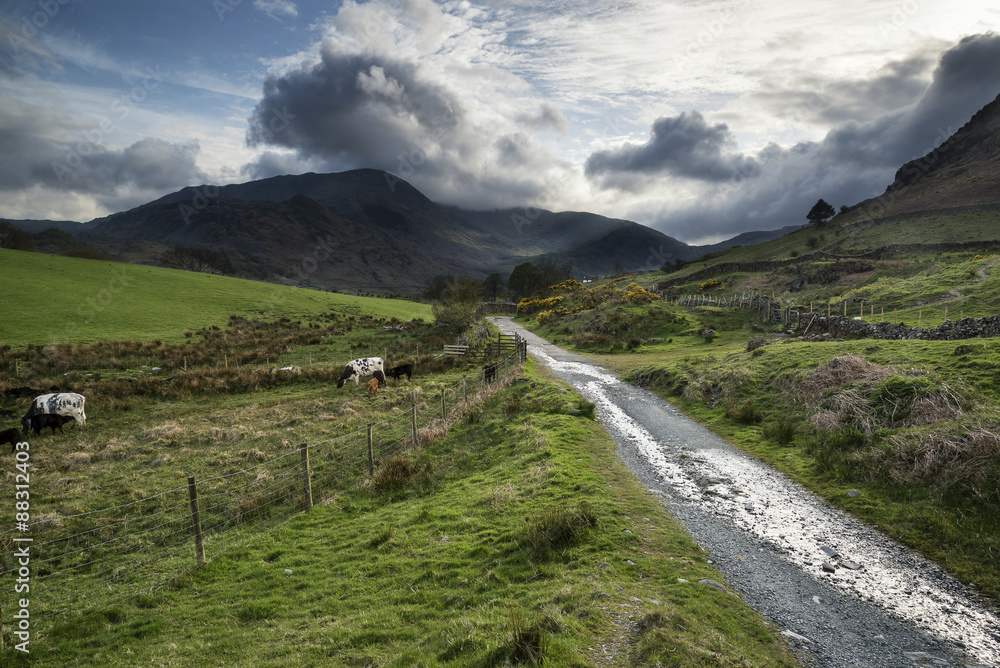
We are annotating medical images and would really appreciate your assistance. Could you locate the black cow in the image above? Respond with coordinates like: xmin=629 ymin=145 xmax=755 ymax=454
xmin=28 ymin=413 xmax=75 ymax=435
xmin=483 ymin=364 xmax=497 ymax=384
xmin=384 ymin=364 xmax=412 ymax=383
xmin=0 ymin=428 xmax=21 ymax=453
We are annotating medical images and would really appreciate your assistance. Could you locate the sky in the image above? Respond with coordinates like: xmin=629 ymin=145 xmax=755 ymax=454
xmin=1 ymin=0 xmax=998 ymax=245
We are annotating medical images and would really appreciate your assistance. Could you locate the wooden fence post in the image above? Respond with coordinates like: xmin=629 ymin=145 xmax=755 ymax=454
xmin=411 ymin=398 xmax=418 ymax=446
xmin=463 ymin=376 xmax=467 ymax=402
xmin=367 ymin=424 xmax=374 ymax=475
xmin=299 ymin=443 xmax=313 ymax=510
xmin=441 ymin=392 xmax=446 ymax=421
xmin=187 ymin=476 xmax=205 ymax=566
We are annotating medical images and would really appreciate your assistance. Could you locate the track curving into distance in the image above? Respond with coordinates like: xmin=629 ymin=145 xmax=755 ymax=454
xmin=490 ymin=317 xmax=1000 ymax=668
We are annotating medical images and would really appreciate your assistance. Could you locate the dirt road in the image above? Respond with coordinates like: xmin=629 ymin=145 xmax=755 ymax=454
xmin=490 ymin=317 xmax=1000 ymax=668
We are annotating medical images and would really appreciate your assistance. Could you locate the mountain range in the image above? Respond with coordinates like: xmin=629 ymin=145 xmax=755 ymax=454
xmin=6 ymin=171 xmax=794 ymax=294
xmin=8 ymin=91 xmax=1000 ymax=294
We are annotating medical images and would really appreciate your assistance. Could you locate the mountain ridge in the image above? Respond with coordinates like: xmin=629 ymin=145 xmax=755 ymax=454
xmin=6 ymin=169 xmax=795 ymax=293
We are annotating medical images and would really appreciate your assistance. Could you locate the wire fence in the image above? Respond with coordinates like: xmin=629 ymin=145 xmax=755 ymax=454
xmin=0 ymin=335 xmax=527 ymax=637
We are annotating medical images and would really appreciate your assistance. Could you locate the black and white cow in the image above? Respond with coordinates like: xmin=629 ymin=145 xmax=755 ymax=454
xmin=336 ymin=357 xmax=384 ymax=388
xmin=21 ymin=393 xmax=87 ymax=432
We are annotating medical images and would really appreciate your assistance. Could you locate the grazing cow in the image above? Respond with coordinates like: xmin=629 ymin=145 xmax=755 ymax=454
xmin=483 ymin=364 xmax=497 ymax=384
xmin=384 ymin=363 xmax=413 ymax=383
xmin=21 ymin=392 xmax=87 ymax=432
xmin=366 ymin=377 xmax=380 ymax=398
xmin=336 ymin=357 xmax=384 ymax=389
xmin=0 ymin=428 xmax=22 ymax=454
xmin=28 ymin=413 xmax=75 ymax=435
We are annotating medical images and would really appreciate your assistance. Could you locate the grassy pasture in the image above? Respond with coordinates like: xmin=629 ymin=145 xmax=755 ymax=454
xmin=11 ymin=364 xmax=799 ymax=667
xmin=0 ymin=248 xmax=431 ymax=347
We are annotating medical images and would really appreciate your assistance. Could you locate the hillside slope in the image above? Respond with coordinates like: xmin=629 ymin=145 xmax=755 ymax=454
xmin=842 ymin=91 xmax=1000 ymax=222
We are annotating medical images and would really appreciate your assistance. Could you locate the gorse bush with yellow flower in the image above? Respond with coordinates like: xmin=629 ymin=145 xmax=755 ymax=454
xmin=622 ymin=283 xmax=660 ymax=304
xmin=517 ymin=295 xmax=564 ymax=314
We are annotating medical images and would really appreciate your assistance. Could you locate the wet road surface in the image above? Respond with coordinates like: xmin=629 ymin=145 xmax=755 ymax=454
xmin=490 ymin=317 xmax=1000 ymax=668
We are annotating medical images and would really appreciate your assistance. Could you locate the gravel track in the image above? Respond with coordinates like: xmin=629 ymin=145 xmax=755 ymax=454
xmin=490 ymin=317 xmax=1000 ymax=668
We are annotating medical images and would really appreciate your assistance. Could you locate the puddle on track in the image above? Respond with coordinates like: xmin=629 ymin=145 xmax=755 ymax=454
xmin=494 ymin=319 xmax=1000 ymax=666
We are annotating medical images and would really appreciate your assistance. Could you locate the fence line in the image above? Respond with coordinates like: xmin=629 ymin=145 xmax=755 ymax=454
xmin=673 ymin=292 xmax=1000 ymax=341
xmin=1 ymin=336 xmax=528 ymax=635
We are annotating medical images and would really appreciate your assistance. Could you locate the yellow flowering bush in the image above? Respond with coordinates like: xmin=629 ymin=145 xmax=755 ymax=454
xmin=517 ymin=295 xmax=564 ymax=314
xmin=623 ymin=283 xmax=660 ymax=304
xmin=536 ymin=309 xmax=556 ymax=324
xmin=549 ymin=279 xmax=583 ymax=292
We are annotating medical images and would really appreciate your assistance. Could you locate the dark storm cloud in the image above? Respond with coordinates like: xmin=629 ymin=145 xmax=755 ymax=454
xmin=748 ymin=54 xmax=936 ymax=125
xmin=245 ymin=44 xmax=462 ymax=166
xmin=584 ymin=111 xmax=759 ymax=187
xmin=641 ymin=32 xmax=1000 ymax=243
xmin=243 ymin=38 xmax=566 ymax=209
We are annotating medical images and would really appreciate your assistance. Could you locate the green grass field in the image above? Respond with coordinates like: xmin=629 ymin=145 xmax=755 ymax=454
xmin=0 ymin=252 xmax=802 ymax=666
xmin=0 ymin=248 xmax=431 ymax=347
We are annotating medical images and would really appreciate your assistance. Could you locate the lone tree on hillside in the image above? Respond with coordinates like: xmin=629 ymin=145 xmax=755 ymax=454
xmin=806 ymin=199 xmax=836 ymax=226
xmin=0 ymin=220 xmax=31 ymax=250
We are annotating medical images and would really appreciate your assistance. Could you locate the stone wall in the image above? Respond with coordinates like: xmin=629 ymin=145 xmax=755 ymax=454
xmin=675 ymin=293 xmax=1000 ymax=341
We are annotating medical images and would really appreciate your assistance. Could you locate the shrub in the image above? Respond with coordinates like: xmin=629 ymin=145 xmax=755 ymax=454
xmin=369 ymin=456 xmax=414 ymax=493
xmin=725 ymin=399 xmax=762 ymax=425
xmin=622 ymin=283 xmax=660 ymax=305
xmin=517 ymin=504 xmax=596 ymax=562
xmin=575 ymin=399 xmax=596 ymax=420
xmin=763 ymin=417 xmax=797 ymax=444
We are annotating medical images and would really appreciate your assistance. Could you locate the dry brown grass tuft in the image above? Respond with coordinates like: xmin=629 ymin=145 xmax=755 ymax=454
xmin=368 ymin=456 xmax=415 ymax=493
xmin=879 ymin=426 xmax=1000 ymax=503
xmin=243 ymin=448 xmax=269 ymax=463
xmin=485 ymin=483 xmax=519 ymax=511
xmin=62 ymin=452 xmax=93 ymax=470
xmin=146 ymin=422 xmax=185 ymax=440
xmin=211 ymin=427 xmax=245 ymax=443
xmin=905 ymin=387 xmax=967 ymax=426
xmin=415 ymin=420 xmax=448 ymax=448
xmin=149 ymin=453 xmax=172 ymax=467
xmin=809 ymin=388 xmax=877 ymax=434
xmin=96 ymin=440 xmax=131 ymax=461
xmin=799 ymin=354 xmax=901 ymax=398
